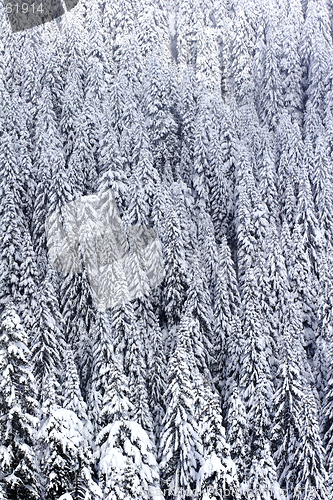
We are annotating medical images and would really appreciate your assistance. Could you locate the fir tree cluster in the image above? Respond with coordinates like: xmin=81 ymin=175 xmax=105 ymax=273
xmin=1 ymin=0 xmax=333 ymax=499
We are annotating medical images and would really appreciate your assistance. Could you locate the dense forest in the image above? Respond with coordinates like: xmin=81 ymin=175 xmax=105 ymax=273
xmin=1 ymin=0 xmax=333 ymax=498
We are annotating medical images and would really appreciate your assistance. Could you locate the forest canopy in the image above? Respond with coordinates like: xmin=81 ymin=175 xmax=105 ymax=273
xmin=0 ymin=0 xmax=333 ymax=499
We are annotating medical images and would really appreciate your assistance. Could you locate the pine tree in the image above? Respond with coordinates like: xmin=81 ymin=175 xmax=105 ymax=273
xmin=195 ymin=26 xmax=221 ymax=92
xmin=0 ymin=303 xmax=40 ymax=500
xmin=68 ymin=98 xmax=98 ymax=196
xmin=0 ymin=99 xmax=27 ymax=305
xmin=276 ymin=113 xmax=302 ymax=230
xmin=196 ymin=379 xmax=239 ymax=500
xmin=293 ymin=387 xmax=328 ymax=500
xmin=18 ymin=230 xmax=39 ymax=348
xmin=38 ymin=372 xmax=93 ymax=500
xmin=60 ymin=271 xmax=95 ymax=398
xmin=280 ymin=19 xmax=303 ymax=124
xmin=137 ymin=3 xmax=171 ymax=65
xmin=271 ymin=303 xmax=305 ymax=493
xmin=259 ymin=24 xmax=283 ymax=131
xmin=185 ymin=257 xmax=214 ymax=374
xmin=192 ymin=89 xmax=212 ymax=205
xmin=323 ymin=340 xmax=333 ymax=482
xmin=142 ymin=54 xmax=180 ymax=179
xmin=178 ymin=68 xmax=198 ymax=185
xmin=239 ymin=268 xmax=273 ymax=462
xmin=134 ymin=297 xmax=167 ymax=441
xmin=97 ymin=420 xmax=163 ymax=500
xmin=293 ymin=151 xmax=323 ymax=326
xmin=123 ymin=302 xmax=155 ymax=440
xmin=31 ymin=85 xmax=67 ymax=272
xmin=226 ymin=384 xmax=249 ymax=489
xmin=116 ymin=33 xmax=143 ymax=101
xmin=311 ymin=132 xmax=333 ymax=245
xmin=62 ymin=347 xmax=98 ymax=500
xmin=0 ymin=183 xmax=24 ymax=306
xmin=89 ymin=311 xmax=114 ymax=434
xmin=214 ymin=236 xmax=244 ymax=412
xmin=31 ymin=268 xmax=66 ymax=396
xmin=161 ymin=201 xmax=189 ymax=329
xmin=210 ymin=101 xmax=238 ymax=242
xmin=228 ymin=8 xmax=255 ymax=105
xmin=159 ymin=315 xmax=204 ymax=499
xmin=60 ymin=57 xmax=84 ymax=164
xmin=95 ymin=338 xmax=162 ymax=500
xmin=245 ymin=443 xmax=285 ymax=500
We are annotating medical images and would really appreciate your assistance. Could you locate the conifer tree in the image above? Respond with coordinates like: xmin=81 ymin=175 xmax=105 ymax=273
xmin=293 ymin=387 xmax=328 ymax=500
xmin=192 ymin=89 xmax=212 ymax=205
xmin=271 ymin=303 xmax=305 ymax=493
xmin=159 ymin=315 xmax=204 ymax=498
xmin=196 ymin=379 xmax=239 ymax=500
xmin=124 ymin=302 xmax=155 ymax=441
xmin=280 ymin=19 xmax=303 ymax=123
xmin=214 ymin=236 xmax=244 ymax=411
xmin=185 ymin=257 xmax=214 ymax=374
xmin=245 ymin=443 xmax=285 ymax=500
xmin=179 ymin=68 xmax=198 ymax=185
xmin=259 ymin=25 xmax=283 ymax=131
xmin=31 ymin=85 xmax=66 ymax=271
xmin=62 ymin=347 xmax=98 ymax=500
xmin=31 ymin=268 xmax=66 ymax=396
xmin=18 ymin=230 xmax=39 ymax=346
xmin=239 ymin=268 xmax=273 ymax=462
xmin=60 ymin=57 xmax=84 ymax=164
xmin=94 ymin=333 xmax=162 ymax=500
xmin=228 ymin=9 xmax=255 ymax=105
xmin=0 ymin=304 xmax=40 ymax=500
xmin=68 ymin=99 xmax=98 ymax=196
xmin=142 ymin=54 xmax=180 ymax=179
xmin=323 ymin=340 xmax=333 ymax=481
xmin=162 ymin=202 xmax=189 ymax=329
xmin=226 ymin=384 xmax=249 ymax=491
xmin=89 ymin=311 xmax=114 ymax=434
xmin=210 ymin=102 xmax=238 ymax=242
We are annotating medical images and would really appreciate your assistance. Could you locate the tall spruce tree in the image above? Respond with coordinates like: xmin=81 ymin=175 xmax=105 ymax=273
xmin=0 ymin=304 xmax=40 ymax=500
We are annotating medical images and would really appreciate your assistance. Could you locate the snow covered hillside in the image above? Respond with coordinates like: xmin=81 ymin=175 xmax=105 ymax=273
xmin=0 ymin=0 xmax=333 ymax=498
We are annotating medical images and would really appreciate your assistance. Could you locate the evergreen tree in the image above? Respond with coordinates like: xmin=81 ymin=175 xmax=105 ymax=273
xmin=185 ymin=257 xmax=214 ymax=374
xmin=62 ymin=347 xmax=98 ymax=500
xmin=142 ymin=54 xmax=180 ymax=179
xmin=280 ymin=19 xmax=303 ymax=123
xmin=159 ymin=315 xmax=204 ymax=499
xmin=60 ymin=57 xmax=84 ymax=164
xmin=196 ymin=379 xmax=239 ymax=500
xmin=192 ymin=89 xmax=212 ymax=205
xmin=293 ymin=387 xmax=328 ymax=500
xmin=178 ymin=68 xmax=198 ymax=185
xmin=239 ymin=268 xmax=273 ymax=462
xmin=161 ymin=201 xmax=189 ymax=329
xmin=245 ymin=443 xmax=285 ymax=500
xmin=226 ymin=384 xmax=249 ymax=490
xmin=323 ymin=340 xmax=333 ymax=481
xmin=214 ymin=236 xmax=244 ymax=411
xmin=68 ymin=98 xmax=98 ymax=196
xmin=31 ymin=85 xmax=66 ymax=272
xmin=95 ymin=335 xmax=162 ymax=500
xmin=0 ymin=304 xmax=40 ymax=500
xmin=123 ymin=302 xmax=155 ymax=441
xmin=259 ymin=24 xmax=283 ymax=131
xmin=89 ymin=311 xmax=114 ymax=434
xmin=228 ymin=9 xmax=255 ymax=105
xmin=271 ymin=303 xmax=305 ymax=493
xmin=31 ymin=268 xmax=66 ymax=396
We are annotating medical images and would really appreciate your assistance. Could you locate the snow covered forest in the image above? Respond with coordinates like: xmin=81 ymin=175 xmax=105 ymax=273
xmin=1 ymin=0 xmax=333 ymax=498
